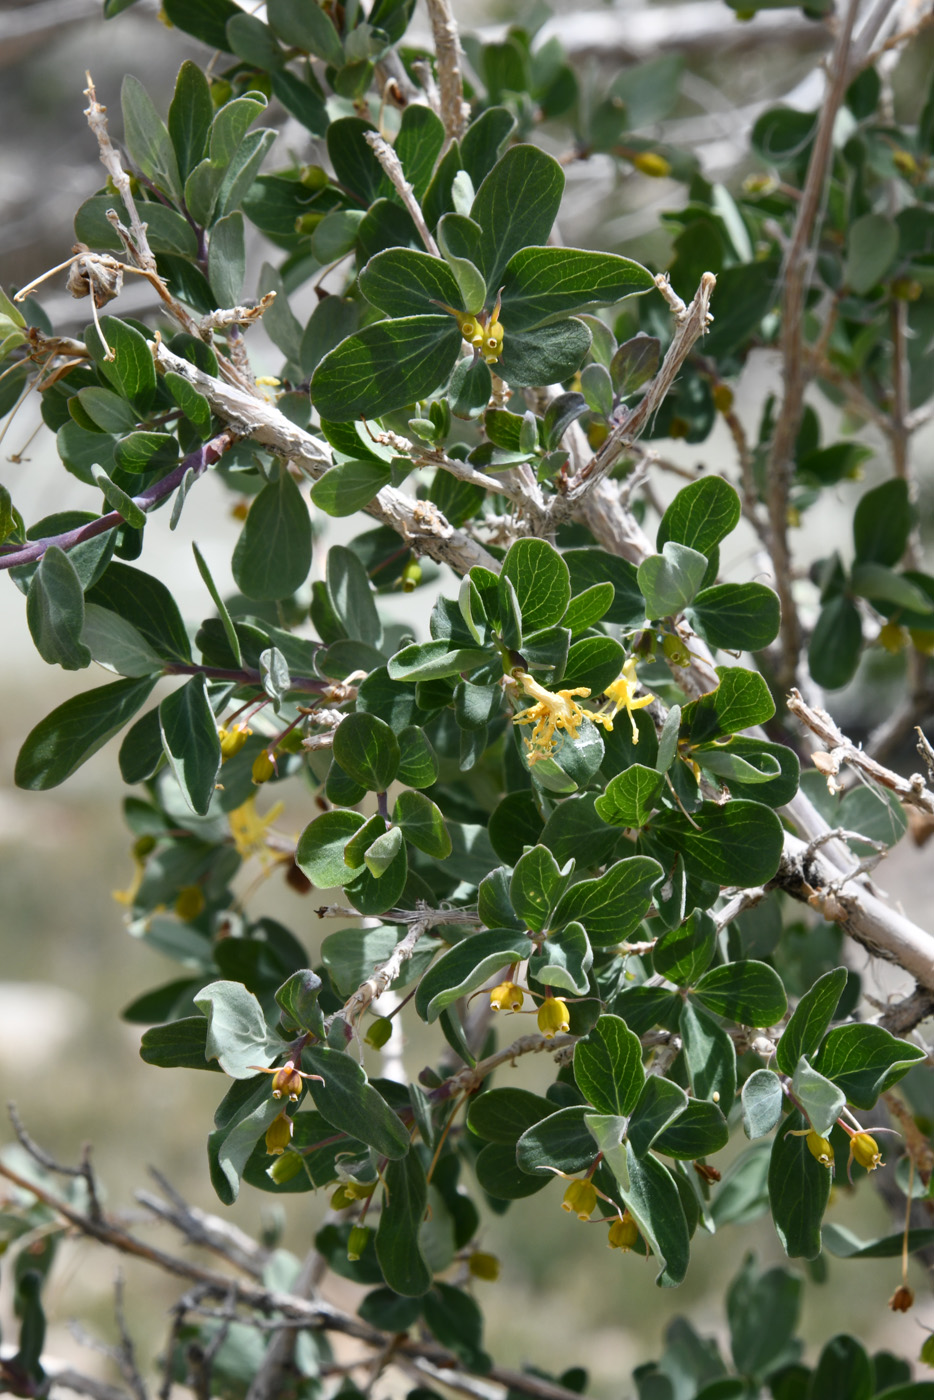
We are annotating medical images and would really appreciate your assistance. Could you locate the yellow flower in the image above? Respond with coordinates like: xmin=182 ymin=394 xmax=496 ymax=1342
xmin=228 ymin=794 xmax=285 ymax=863
xmin=849 ymin=1130 xmax=883 ymax=1174
xmin=248 ymin=1057 xmax=323 ymax=1102
xmin=251 ymin=750 xmax=276 ymax=784
xmin=468 ymin=1251 xmax=501 ymax=1281
xmin=218 ymin=723 xmax=251 ymax=760
xmin=490 ymin=980 xmax=524 ymax=1013
xmin=537 ymin=996 xmax=570 ymax=1038
xmin=513 ymin=670 xmax=611 ymax=765
xmin=805 ymin=1130 xmax=834 ymax=1169
xmin=607 ymin=1211 xmax=640 ymax=1251
xmin=265 ymin=1111 xmax=293 ymax=1155
xmin=347 ymin=1224 xmax=371 ymax=1262
xmin=603 ymin=659 xmax=655 ymax=744
xmin=561 ymin=1179 xmax=597 ymax=1219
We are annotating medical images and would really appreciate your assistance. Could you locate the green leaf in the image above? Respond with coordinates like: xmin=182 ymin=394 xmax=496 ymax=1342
xmin=231 ymin=464 xmax=312 ymax=601
xmin=813 ymin=1023 xmax=925 ymax=1108
xmin=768 ymin=1111 xmax=831 ymax=1260
xmin=680 ymin=1000 xmax=736 ymax=1107
xmin=651 ymin=801 xmax=784 ymax=887
xmin=394 ymin=789 xmax=451 ymax=859
xmin=140 ymin=1015 xmax=218 ymax=1070
xmin=15 ymin=676 xmax=157 ymax=790
xmin=475 ymin=1143 xmax=550 ymax=1199
xmin=346 ymin=838 xmax=404 ymax=908
xmin=726 ymin=1257 xmax=801 ymax=1380
xmin=510 ymin=844 xmax=572 ymax=933
xmin=574 ymin=1013 xmax=645 ymax=1116
xmin=823 ymin=1223 xmax=934 ymax=1260
xmin=396 ymin=104 xmax=446 ymax=201
xmin=76 ymin=387 xmax=137 ymax=434
xmin=388 ymin=640 xmax=490 ymax=682
xmin=680 ymin=666 xmax=775 ymax=743
xmin=627 ymin=1077 xmax=689 ymax=1158
xmin=295 ymin=809 xmax=366 ymax=887
xmin=595 ymin=764 xmax=664 ymax=828
xmin=540 ymin=794 xmax=619 ymax=869
xmin=467 ymin=1087 xmax=553 ymax=1143
xmin=85 ymin=316 xmax=156 ymax=411
xmin=695 ymin=744 xmax=781 ymax=786
xmin=267 ymin=0 xmax=344 ymax=64
xmin=775 ymin=967 xmax=848 ymax=1077
xmin=638 ymin=543 xmax=708 ymax=618
xmin=651 ymin=1098 xmax=729 ymax=1160
xmin=275 ymin=968 xmax=324 ymax=1035
xmin=499 ymin=247 xmax=653 ymax=332
xmin=112 ymin=431 xmax=179 ymax=475
xmin=162 ymin=0 xmax=239 ymax=50
xmin=500 ymin=537 xmax=571 ymax=633
xmin=562 ymin=582 xmax=615 ymax=635
xmin=207 ymin=211 xmax=245 ymax=306
xmin=516 ymin=1105 xmax=597 ymax=1176
xmin=311 ymin=315 xmax=461 ymax=422
xmin=332 ymin=712 xmax=400 ymax=792
xmin=791 ymin=1056 xmax=844 ymax=1137
xmin=470 ymin=144 xmax=565 ymax=290
xmin=375 ymin=1153 xmax=432 ymax=1295
xmin=653 ymin=910 xmax=717 ymax=986
xmin=73 ymin=195 xmax=199 ymax=256
xmin=845 ymin=212 xmax=899 ymax=293
xmin=360 ymin=248 xmax=463 ymax=319
xmin=168 ymin=60 xmax=213 ymax=182
xmin=853 ymin=478 xmax=912 ymax=567
xmin=195 ymin=980 xmax=275 ymax=1077
xmin=159 ymin=673 xmax=222 ymax=816
xmin=499 ymin=317 xmax=592 ymax=388
xmin=81 ymin=603 xmax=163 ymax=677
xmin=616 ymin=1145 xmax=690 ymax=1287
xmin=692 ymin=960 xmax=787 ymax=1028
xmin=26 ymin=546 xmax=92 ymax=671
xmin=311 ymin=459 xmax=391 ymax=516
xmin=657 ymin=477 xmax=741 ymax=556
xmin=808 ymin=595 xmax=862 ymax=689
xmin=851 ymin=562 xmax=934 ymax=614
xmin=87 ymin=560 xmax=192 ymax=663
xmin=552 ymin=855 xmax=662 ymax=946
xmin=560 ymin=635 xmax=625 ymax=695
xmin=397 ymin=726 xmax=439 ymax=788
xmin=566 ymin=548 xmax=645 ymax=629
xmin=741 ymin=1068 xmax=783 ymax=1140
xmin=327 ymin=544 xmax=382 ymax=648
xmin=810 ymin=1335 xmax=874 ymax=1400
xmin=687 ymin=582 xmax=781 ymax=652
xmin=121 ymin=75 xmax=182 ymax=200
xmin=415 ymin=930 xmax=534 ymax=1022
xmin=165 ymin=372 xmax=211 ymax=438
xmin=303 ymin=1044 xmax=409 ymax=1159
xmin=90 ymin=463 xmax=146 ymax=529
xmin=529 ymin=921 xmax=593 ymax=996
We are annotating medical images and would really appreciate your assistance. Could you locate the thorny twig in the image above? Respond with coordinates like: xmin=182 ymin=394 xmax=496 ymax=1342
xmin=364 ymin=133 xmax=440 ymax=257
xmin=423 ymin=0 xmax=470 ymax=145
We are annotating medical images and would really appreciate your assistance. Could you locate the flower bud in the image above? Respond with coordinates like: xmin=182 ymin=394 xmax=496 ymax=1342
xmin=607 ymin=1211 xmax=640 ymax=1251
xmin=891 ymin=277 xmax=923 ymax=302
xmin=347 ymin=1224 xmax=370 ymax=1262
xmin=133 ymin=834 xmax=157 ymax=860
xmin=265 ymin=1111 xmax=293 ymax=1156
xmin=632 ymin=152 xmax=671 ymax=178
xmin=365 ymin=1016 xmax=393 ymax=1049
xmin=850 ymin=1131 xmax=883 ymax=1172
xmin=892 ymin=149 xmax=919 ymax=177
xmin=490 ymin=981 xmax=524 ymax=1013
xmin=804 ymin=1130 xmax=834 ymax=1168
xmin=252 ymin=750 xmax=276 ymax=784
xmin=920 ymin=1333 xmax=934 ymax=1367
xmin=175 ymin=885 xmax=205 ymax=921
xmin=272 ymin=1061 xmax=304 ymax=1101
xmin=468 ymin=1251 xmax=501 ymax=1281
xmin=219 ymin=724 xmax=251 ymax=760
xmin=267 ymin=1151 xmax=304 ymax=1185
xmin=889 ymin=1284 xmax=914 ymax=1312
xmin=712 ymin=383 xmax=734 ymax=414
xmin=662 ymin=632 xmax=691 ymax=668
xmin=401 ymin=560 xmax=422 ymax=593
xmin=299 ymin=164 xmax=329 ymax=190
xmin=878 ymin=621 xmax=908 ymax=654
xmin=561 ymin=1179 xmax=597 ymax=1220
xmin=537 ymin=996 xmax=570 ymax=1038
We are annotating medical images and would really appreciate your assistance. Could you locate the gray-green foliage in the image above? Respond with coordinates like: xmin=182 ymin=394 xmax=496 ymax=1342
xmin=2 ymin=0 xmax=934 ymax=1395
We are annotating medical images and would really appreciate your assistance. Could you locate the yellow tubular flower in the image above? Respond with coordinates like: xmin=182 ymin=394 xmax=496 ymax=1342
xmin=228 ymin=794 xmax=285 ymax=863
xmin=513 ymin=670 xmax=612 ymax=765
xmin=219 ymin=724 xmax=252 ymax=760
xmin=490 ymin=980 xmax=524 ymax=1013
xmin=265 ymin=1111 xmax=293 ymax=1155
xmin=603 ymin=659 xmax=655 ymax=744
xmin=561 ymin=1179 xmax=597 ymax=1220
xmin=537 ymin=996 xmax=570 ymax=1038
xmin=805 ymin=1130 xmax=834 ymax=1170
xmin=251 ymin=750 xmax=276 ymax=784
xmin=607 ymin=1211 xmax=640 ymax=1251
xmin=849 ymin=1131 xmax=883 ymax=1173
xmin=347 ymin=1225 xmax=371 ymax=1262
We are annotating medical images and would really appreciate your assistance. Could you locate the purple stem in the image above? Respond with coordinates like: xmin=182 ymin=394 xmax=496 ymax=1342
xmin=165 ymin=662 xmax=332 ymax=696
xmin=0 ymin=431 xmax=235 ymax=573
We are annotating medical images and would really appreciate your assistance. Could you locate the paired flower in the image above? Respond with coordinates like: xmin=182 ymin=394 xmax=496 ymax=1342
xmin=607 ymin=1211 xmax=640 ymax=1251
xmin=218 ymin=723 xmax=251 ymax=760
xmin=438 ymin=292 xmax=505 ymax=365
xmin=490 ymin=980 xmax=525 ymax=1013
xmin=228 ymin=794 xmax=285 ymax=864
xmin=562 ymin=1179 xmax=597 ymax=1220
xmin=265 ymin=1111 xmax=293 ymax=1155
xmin=511 ymin=661 xmax=654 ymax=764
xmin=249 ymin=1057 xmax=323 ymax=1102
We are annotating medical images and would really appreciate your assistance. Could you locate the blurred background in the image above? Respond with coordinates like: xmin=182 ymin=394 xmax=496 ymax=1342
xmin=1 ymin=0 xmax=933 ymax=1394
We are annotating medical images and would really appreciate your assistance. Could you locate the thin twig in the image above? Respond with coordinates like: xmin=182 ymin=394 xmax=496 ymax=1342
xmin=363 ymin=133 xmax=440 ymax=257
xmin=423 ymin=0 xmax=470 ymax=145
xmin=8 ymin=1102 xmax=104 ymax=1222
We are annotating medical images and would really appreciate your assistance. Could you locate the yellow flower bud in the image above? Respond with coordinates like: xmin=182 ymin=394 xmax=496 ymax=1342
xmin=662 ymin=632 xmax=691 ymax=668
xmin=175 ymin=885 xmax=205 ymax=921
xmin=267 ymin=1150 xmax=304 ymax=1184
xmin=891 ymin=277 xmax=923 ymax=302
xmin=365 ymin=1016 xmax=393 ymax=1049
xmin=561 ymin=1179 xmax=597 ymax=1220
xmin=805 ymin=1130 xmax=834 ymax=1169
xmin=401 ymin=560 xmax=422 ymax=593
xmin=850 ymin=1130 xmax=883 ymax=1172
xmin=878 ymin=622 xmax=907 ymax=654
xmin=468 ymin=1251 xmax=501 ymax=1281
xmin=490 ymin=981 xmax=524 ymax=1013
xmin=537 ymin=996 xmax=570 ymax=1038
xmin=271 ymin=1062 xmax=304 ymax=1101
xmin=265 ymin=1111 xmax=293 ymax=1156
xmin=458 ymin=315 xmax=483 ymax=346
xmin=331 ymin=1179 xmax=375 ymax=1209
xmin=219 ymin=724 xmax=251 ymax=760
xmin=892 ymin=149 xmax=919 ymax=177
xmin=347 ymin=1224 xmax=371 ymax=1261
xmin=607 ymin=1211 xmax=640 ymax=1251
xmin=482 ymin=318 xmax=505 ymax=364
xmin=632 ymin=152 xmax=671 ymax=179
xmin=712 ymin=383 xmax=734 ymax=414
xmin=252 ymin=750 xmax=276 ymax=784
